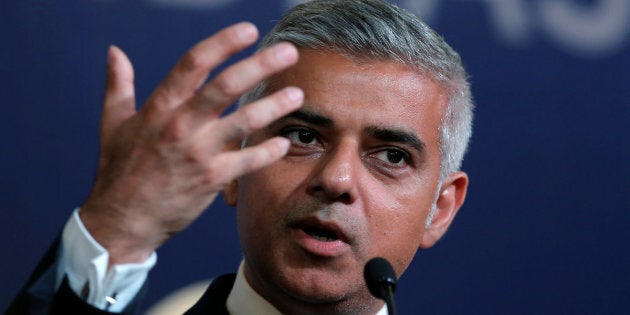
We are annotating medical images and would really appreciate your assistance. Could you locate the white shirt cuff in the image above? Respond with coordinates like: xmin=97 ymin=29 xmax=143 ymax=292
xmin=57 ymin=208 xmax=157 ymax=312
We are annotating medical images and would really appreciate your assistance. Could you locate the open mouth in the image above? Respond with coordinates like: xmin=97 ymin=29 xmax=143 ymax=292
xmin=302 ymin=225 xmax=339 ymax=242
xmin=290 ymin=218 xmax=351 ymax=256
xmin=291 ymin=218 xmax=346 ymax=243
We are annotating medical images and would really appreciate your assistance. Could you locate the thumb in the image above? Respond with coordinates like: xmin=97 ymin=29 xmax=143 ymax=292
xmin=102 ymin=45 xmax=136 ymax=147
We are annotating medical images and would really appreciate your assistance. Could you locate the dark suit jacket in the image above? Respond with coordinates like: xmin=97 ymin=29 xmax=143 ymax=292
xmin=6 ymin=238 xmax=236 ymax=315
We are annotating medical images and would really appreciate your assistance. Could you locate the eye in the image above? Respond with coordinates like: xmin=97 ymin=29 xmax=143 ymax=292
xmin=375 ymin=148 xmax=409 ymax=166
xmin=283 ymin=128 xmax=318 ymax=146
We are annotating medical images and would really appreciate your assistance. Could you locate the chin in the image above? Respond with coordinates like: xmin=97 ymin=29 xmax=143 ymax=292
xmin=251 ymin=258 xmax=381 ymax=314
xmin=277 ymin=264 xmax=365 ymax=303
xmin=280 ymin=281 xmax=377 ymax=315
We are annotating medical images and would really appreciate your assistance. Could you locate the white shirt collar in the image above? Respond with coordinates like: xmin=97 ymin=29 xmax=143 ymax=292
xmin=226 ymin=261 xmax=388 ymax=315
xmin=226 ymin=262 xmax=281 ymax=315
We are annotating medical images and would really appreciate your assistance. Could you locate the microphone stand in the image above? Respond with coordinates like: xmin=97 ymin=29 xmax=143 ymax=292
xmin=383 ymin=284 xmax=397 ymax=315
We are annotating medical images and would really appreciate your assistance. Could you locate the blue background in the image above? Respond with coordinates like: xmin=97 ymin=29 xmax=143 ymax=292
xmin=1 ymin=0 xmax=628 ymax=313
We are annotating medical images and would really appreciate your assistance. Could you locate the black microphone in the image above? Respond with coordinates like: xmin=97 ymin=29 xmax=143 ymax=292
xmin=364 ymin=257 xmax=398 ymax=315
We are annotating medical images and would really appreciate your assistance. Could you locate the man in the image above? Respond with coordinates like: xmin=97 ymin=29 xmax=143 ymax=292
xmin=8 ymin=0 xmax=473 ymax=314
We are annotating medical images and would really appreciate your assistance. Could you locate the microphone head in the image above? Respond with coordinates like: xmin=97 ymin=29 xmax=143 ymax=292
xmin=364 ymin=257 xmax=398 ymax=299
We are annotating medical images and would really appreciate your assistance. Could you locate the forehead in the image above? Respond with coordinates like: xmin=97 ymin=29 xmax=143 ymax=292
xmin=270 ymin=50 xmax=448 ymax=142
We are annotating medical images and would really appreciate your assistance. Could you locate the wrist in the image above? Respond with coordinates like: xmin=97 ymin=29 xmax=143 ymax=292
xmin=79 ymin=203 xmax=161 ymax=265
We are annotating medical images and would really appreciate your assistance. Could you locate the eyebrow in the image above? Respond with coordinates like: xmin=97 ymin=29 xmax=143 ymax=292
xmin=365 ymin=126 xmax=426 ymax=153
xmin=283 ymin=109 xmax=334 ymax=127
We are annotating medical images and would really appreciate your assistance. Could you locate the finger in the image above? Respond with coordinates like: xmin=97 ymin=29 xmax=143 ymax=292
xmin=187 ymin=42 xmax=299 ymax=117
xmin=210 ymin=137 xmax=291 ymax=185
xmin=102 ymin=45 xmax=136 ymax=146
xmin=214 ymin=86 xmax=303 ymax=145
xmin=148 ymin=22 xmax=259 ymax=110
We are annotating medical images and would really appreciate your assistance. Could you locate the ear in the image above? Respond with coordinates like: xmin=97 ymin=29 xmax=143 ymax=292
xmin=222 ymin=179 xmax=239 ymax=206
xmin=420 ymin=171 xmax=469 ymax=249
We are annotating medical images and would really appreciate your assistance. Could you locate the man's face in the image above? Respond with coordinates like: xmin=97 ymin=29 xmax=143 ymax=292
xmin=226 ymin=50 xmax=456 ymax=313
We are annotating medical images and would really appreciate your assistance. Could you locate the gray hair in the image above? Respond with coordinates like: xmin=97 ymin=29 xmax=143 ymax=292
xmin=241 ymin=0 xmax=473 ymax=180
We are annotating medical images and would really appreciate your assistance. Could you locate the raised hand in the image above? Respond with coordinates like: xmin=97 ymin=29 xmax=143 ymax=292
xmin=79 ymin=22 xmax=303 ymax=265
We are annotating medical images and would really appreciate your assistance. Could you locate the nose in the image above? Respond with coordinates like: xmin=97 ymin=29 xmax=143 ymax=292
xmin=308 ymin=141 xmax=359 ymax=204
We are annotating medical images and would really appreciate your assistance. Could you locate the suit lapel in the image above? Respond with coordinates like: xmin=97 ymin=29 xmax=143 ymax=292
xmin=184 ymin=273 xmax=237 ymax=315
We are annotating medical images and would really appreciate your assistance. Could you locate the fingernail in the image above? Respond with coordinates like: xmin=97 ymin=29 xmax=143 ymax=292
xmin=236 ymin=22 xmax=258 ymax=42
xmin=108 ymin=44 xmax=122 ymax=67
xmin=275 ymin=137 xmax=291 ymax=152
xmin=285 ymin=87 xmax=303 ymax=102
xmin=274 ymin=44 xmax=298 ymax=64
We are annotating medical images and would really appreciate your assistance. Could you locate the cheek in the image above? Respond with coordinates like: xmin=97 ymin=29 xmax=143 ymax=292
xmin=365 ymin=186 xmax=434 ymax=269
xmin=372 ymin=206 xmax=426 ymax=247
xmin=378 ymin=212 xmax=427 ymax=276
xmin=237 ymin=162 xmax=306 ymax=221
